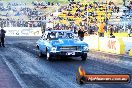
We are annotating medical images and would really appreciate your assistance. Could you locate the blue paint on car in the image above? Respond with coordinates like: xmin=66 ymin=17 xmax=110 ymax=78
xmin=36 ymin=30 xmax=89 ymax=61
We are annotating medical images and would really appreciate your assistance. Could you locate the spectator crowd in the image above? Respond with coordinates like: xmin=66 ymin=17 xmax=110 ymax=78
xmin=0 ymin=0 xmax=131 ymax=36
xmin=53 ymin=0 xmax=132 ymax=36
xmin=0 ymin=1 xmax=59 ymax=27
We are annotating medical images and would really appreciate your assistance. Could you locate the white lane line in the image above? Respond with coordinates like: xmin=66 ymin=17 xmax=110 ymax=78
xmin=1 ymin=55 xmax=28 ymax=88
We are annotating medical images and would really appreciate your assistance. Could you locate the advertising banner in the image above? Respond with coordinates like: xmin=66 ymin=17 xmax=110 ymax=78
xmin=4 ymin=27 xmax=42 ymax=36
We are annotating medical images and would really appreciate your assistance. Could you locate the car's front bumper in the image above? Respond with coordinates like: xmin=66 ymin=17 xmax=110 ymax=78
xmin=49 ymin=50 xmax=89 ymax=57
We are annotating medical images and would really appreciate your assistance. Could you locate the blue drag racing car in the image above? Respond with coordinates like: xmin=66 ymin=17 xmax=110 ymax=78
xmin=36 ymin=30 xmax=89 ymax=61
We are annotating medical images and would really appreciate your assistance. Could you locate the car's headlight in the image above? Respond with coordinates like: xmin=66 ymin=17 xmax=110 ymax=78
xmin=51 ymin=47 xmax=57 ymax=51
xmin=83 ymin=46 xmax=88 ymax=50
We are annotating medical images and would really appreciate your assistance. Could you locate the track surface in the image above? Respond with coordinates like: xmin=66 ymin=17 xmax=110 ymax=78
xmin=0 ymin=36 xmax=132 ymax=88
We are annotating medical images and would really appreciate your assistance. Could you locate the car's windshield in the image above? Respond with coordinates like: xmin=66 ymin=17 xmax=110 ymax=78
xmin=47 ymin=31 xmax=74 ymax=40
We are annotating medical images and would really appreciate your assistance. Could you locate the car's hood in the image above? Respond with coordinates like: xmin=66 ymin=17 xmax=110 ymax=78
xmin=50 ymin=39 xmax=88 ymax=46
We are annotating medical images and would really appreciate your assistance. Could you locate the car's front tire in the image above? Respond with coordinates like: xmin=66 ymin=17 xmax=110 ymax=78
xmin=81 ymin=53 xmax=87 ymax=61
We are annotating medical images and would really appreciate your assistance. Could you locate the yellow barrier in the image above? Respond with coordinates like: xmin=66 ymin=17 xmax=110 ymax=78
xmin=129 ymin=49 xmax=132 ymax=56
xmin=117 ymin=38 xmax=125 ymax=54
xmin=99 ymin=37 xmax=125 ymax=54
xmin=84 ymin=36 xmax=125 ymax=54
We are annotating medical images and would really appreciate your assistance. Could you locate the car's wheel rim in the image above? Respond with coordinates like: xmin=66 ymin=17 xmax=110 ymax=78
xmin=47 ymin=52 xmax=50 ymax=60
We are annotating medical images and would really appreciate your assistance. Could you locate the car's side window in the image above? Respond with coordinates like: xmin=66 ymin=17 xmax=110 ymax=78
xmin=42 ymin=33 xmax=47 ymax=40
xmin=47 ymin=33 xmax=51 ymax=39
xmin=58 ymin=32 xmax=64 ymax=38
xmin=47 ymin=32 xmax=56 ymax=40
xmin=67 ymin=33 xmax=74 ymax=38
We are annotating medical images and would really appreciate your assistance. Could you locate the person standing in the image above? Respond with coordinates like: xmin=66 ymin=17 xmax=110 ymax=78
xmin=98 ymin=22 xmax=105 ymax=37
xmin=128 ymin=29 xmax=131 ymax=37
xmin=78 ymin=27 xmax=85 ymax=41
xmin=128 ymin=25 xmax=131 ymax=37
xmin=109 ymin=25 xmax=115 ymax=38
xmin=0 ymin=31 xmax=1 ymax=47
xmin=0 ymin=28 xmax=6 ymax=47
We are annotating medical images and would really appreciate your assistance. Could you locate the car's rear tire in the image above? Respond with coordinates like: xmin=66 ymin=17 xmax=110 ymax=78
xmin=36 ymin=46 xmax=43 ymax=57
xmin=81 ymin=53 xmax=87 ymax=61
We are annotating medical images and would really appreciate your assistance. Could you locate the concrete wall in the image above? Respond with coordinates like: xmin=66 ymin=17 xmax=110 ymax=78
xmin=83 ymin=36 xmax=132 ymax=55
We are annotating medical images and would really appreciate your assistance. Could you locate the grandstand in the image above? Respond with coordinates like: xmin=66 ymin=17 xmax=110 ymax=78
xmin=52 ymin=0 xmax=131 ymax=34
xmin=54 ymin=1 xmax=114 ymax=30
xmin=0 ymin=0 xmax=63 ymax=27
xmin=0 ymin=0 xmax=131 ymax=35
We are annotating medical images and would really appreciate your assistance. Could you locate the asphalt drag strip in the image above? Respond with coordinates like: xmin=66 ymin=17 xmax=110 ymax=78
xmin=0 ymin=36 xmax=132 ymax=88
